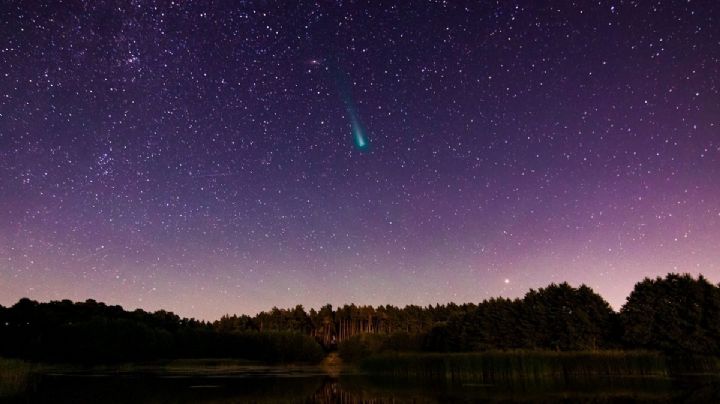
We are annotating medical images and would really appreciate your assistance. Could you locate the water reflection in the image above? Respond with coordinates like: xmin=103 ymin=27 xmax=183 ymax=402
xmin=11 ymin=373 xmax=720 ymax=403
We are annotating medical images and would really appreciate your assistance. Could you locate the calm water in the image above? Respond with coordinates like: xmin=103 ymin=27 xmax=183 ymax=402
xmin=7 ymin=372 xmax=720 ymax=403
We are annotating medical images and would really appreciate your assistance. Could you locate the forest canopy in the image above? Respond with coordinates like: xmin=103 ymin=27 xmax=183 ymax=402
xmin=0 ymin=273 xmax=718 ymax=364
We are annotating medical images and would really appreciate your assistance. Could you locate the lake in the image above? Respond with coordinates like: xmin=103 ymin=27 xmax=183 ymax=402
xmin=7 ymin=367 xmax=720 ymax=403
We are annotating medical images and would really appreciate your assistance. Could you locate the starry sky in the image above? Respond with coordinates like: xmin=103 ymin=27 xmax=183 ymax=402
xmin=1 ymin=1 xmax=719 ymax=320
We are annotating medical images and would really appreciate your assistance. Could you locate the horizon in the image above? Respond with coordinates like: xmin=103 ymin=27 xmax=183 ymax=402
xmin=2 ymin=2 xmax=719 ymax=321
xmin=2 ymin=271 xmax=715 ymax=322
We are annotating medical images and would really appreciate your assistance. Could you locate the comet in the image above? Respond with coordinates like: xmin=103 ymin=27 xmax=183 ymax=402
xmin=332 ymin=61 xmax=370 ymax=151
xmin=347 ymin=103 xmax=368 ymax=149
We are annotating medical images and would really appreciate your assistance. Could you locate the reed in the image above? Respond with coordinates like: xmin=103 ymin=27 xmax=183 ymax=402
xmin=0 ymin=358 xmax=33 ymax=397
xmin=359 ymin=350 xmax=672 ymax=382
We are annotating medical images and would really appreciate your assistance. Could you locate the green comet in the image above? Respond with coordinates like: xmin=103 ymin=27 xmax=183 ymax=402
xmin=348 ymin=108 xmax=368 ymax=150
xmin=333 ymin=61 xmax=370 ymax=151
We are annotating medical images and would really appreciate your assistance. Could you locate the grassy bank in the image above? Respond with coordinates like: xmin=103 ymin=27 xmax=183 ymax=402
xmin=0 ymin=358 xmax=33 ymax=397
xmin=358 ymin=351 xmax=682 ymax=382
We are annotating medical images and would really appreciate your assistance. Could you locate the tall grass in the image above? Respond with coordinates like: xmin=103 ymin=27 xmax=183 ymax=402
xmin=0 ymin=358 xmax=33 ymax=397
xmin=666 ymin=354 xmax=720 ymax=374
xmin=359 ymin=351 xmax=671 ymax=383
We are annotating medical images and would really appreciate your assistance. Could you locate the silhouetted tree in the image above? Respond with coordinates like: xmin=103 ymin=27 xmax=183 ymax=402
xmin=3 ymin=273 xmax=718 ymax=364
xmin=620 ymin=273 xmax=720 ymax=354
xmin=0 ymin=298 xmax=322 ymax=364
xmin=521 ymin=283 xmax=616 ymax=350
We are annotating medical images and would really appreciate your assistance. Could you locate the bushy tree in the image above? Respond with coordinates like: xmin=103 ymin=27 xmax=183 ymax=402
xmin=521 ymin=283 xmax=617 ymax=350
xmin=620 ymin=273 xmax=720 ymax=354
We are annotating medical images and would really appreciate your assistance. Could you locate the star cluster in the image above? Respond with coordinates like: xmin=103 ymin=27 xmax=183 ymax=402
xmin=1 ymin=1 xmax=719 ymax=319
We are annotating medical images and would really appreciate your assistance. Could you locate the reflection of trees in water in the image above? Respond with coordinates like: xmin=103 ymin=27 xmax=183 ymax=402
xmin=311 ymin=378 xmax=433 ymax=404
xmin=309 ymin=375 xmax=720 ymax=403
xmin=14 ymin=373 xmax=720 ymax=403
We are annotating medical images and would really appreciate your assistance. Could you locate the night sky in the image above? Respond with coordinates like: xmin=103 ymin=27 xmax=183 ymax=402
xmin=1 ymin=1 xmax=719 ymax=320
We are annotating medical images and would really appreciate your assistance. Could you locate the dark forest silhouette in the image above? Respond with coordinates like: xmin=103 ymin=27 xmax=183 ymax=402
xmin=1 ymin=273 xmax=719 ymax=364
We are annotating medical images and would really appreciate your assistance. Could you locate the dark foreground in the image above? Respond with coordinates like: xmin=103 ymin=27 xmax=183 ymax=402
xmin=5 ymin=367 xmax=720 ymax=403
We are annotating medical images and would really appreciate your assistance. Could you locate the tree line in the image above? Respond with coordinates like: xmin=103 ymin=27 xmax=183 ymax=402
xmin=1 ymin=273 xmax=719 ymax=364
xmin=0 ymin=298 xmax=323 ymax=364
